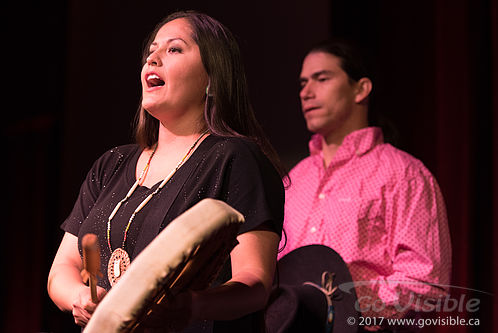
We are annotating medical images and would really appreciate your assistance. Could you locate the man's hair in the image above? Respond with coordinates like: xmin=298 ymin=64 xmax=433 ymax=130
xmin=307 ymin=39 xmax=401 ymax=144
xmin=307 ymin=39 xmax=371 ymax=82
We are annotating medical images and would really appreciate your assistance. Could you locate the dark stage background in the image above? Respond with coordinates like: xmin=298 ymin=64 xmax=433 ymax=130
xmin=4 ymin=0 xmax=497 ymax=332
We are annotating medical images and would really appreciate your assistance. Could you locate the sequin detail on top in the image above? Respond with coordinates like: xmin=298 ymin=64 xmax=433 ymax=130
xmin=106 ymin=130 xmax=209 ymax=286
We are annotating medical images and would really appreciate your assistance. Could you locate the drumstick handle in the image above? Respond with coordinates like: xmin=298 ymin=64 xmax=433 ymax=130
xmin=82 ymin=234 xmax=100 ymax=303
xmin=88 ymin=277 xmax=97 ymax=303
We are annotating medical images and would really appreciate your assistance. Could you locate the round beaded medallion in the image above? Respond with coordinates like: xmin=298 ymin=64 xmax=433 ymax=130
xmin=108 ymin=248 xmax=131 ymax=286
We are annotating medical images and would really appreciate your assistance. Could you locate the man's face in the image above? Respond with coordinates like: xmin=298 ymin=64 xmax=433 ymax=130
xmin=299 ymin=52 xmax=359 ymax=137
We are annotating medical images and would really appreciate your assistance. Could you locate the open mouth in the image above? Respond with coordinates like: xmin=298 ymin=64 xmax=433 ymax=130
xmin=146 ymin=73 xmax=165 ymax=88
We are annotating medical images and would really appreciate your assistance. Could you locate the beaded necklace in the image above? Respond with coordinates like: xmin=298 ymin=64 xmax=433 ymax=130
xmin=107 ymin=130 xmax=209 ymax=286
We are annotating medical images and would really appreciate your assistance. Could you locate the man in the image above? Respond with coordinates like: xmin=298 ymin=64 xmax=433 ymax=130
xmin=279 ymin=40 xmax=451 ymax=330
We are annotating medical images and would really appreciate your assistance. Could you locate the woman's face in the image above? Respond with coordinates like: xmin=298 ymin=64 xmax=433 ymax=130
xmin=141 ymin=18 xmax=208 ymax=121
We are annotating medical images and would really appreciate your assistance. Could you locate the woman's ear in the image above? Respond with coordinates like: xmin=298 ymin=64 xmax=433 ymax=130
xmin=354 ymin=77 xmax=372 ymax=104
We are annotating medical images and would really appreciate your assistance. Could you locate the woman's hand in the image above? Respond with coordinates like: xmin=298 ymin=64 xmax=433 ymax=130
xmin=72 ymin=285 xmax=107 ymax=327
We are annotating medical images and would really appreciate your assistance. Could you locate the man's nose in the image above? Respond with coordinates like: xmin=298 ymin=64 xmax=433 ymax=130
xmin=300 ymin=82 xmax=314 ymax=100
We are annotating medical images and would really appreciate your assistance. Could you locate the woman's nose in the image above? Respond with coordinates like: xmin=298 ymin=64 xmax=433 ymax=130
xmin=146 ymin=52 xmax=161 ymax=66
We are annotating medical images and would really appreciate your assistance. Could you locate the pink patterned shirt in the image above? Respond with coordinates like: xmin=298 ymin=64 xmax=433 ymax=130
xmin=279 ymin=127 xmax=451 ymax=318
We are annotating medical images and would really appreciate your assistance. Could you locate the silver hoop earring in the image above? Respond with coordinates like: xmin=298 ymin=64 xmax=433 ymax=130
xmin=206 ymin=85 xmax=213 ymax=97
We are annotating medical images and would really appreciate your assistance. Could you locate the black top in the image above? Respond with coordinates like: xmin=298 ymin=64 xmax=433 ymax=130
xmin=61 ymin=135 xmax=284 ymax=332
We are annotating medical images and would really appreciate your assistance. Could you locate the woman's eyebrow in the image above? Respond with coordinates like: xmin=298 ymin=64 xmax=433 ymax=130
xmin=150 ymin=37 xmax=188 ymax=48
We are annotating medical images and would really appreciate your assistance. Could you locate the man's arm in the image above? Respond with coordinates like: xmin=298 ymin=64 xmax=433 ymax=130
xmin=353 ymin=171 xmax=451 ymax=320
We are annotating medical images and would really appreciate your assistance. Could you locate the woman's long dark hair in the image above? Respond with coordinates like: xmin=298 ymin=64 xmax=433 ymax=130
xmin=134 ymin=10 xmax=287 ymax=179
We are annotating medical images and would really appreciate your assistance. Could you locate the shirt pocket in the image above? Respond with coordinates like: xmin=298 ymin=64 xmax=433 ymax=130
xmin=357 ymin=198 xmax=386 ymax=249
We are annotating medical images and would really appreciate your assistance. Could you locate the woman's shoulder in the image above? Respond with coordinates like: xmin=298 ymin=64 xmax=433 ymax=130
xmin=90 ymin=143 xmax=141 ymax=178
xmin=205 ymin=135 xmax=264 ymax=158
xmin=100 ymin=143 xmax=141 ymax=157
xmin=203 ymin=135 xmax=282 ymax=184
xmin=93 ymin=143 xmax=140 ymax=164
xmin=202 ymin=136 xmax=279 ymax=175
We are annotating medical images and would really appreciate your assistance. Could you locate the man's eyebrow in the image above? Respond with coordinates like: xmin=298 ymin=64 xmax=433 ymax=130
xmin=299 ymin=70 xmax=334 ymax=83
xmin=310 ymin=70 xmax=333 ymax=79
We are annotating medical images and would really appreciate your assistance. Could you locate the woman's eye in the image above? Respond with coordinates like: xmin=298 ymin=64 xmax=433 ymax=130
xmin=168 ymin=47 xmax=182 ymax=53
xmin=318 ymin=76 xmax=329 ymax=82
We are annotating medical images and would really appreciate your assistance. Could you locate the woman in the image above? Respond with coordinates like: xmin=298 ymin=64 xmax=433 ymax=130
xmin=47 ymin=10 xmax=285 ymax=332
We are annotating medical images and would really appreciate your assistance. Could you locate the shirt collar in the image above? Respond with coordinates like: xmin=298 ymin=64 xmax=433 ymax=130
xmin=309 ymin=127 xmax=384 ymax=158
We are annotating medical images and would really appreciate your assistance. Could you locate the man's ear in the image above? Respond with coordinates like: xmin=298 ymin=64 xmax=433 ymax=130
xmin=354 ymin=77 xmax=372 ymax=104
